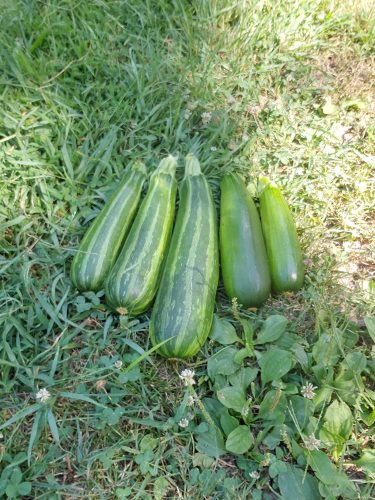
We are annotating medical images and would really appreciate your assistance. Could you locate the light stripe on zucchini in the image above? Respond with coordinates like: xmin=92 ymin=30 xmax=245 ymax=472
xmin=71 ymin=161 xmax=147 ymax=292
xmin=150 ymin=154 xmax=219 ymax=359
xmin=105 ymin=156 xmax=177 ymax=315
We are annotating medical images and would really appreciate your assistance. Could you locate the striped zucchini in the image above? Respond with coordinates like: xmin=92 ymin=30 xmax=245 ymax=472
xmin=71 ymin=161 xmax=147 ymax=292
xmin=259 ymin=177 xmax=304 ymax=293
xmin=105 ymin=156 xmax=177 ymax=315
xmin=150 ymin=155 xmax=219 ymax=359
xmin=220 ymin=173 xmax=271 ymax=307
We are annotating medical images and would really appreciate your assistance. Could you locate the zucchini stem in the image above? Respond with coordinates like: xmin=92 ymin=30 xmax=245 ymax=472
xmin=184 ymin=154 xmax=202 ymax=177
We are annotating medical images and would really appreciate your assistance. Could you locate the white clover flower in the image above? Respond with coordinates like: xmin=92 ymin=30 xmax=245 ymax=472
xmin=249 ymin=470 xmax=260 ymax=479
xmin=184 ymin=109 xmax=192 ymax=120
xmin=201 ymin=111 xmax=212 ymax=124
xmin=301 ymin=382 xmax=317 ymax=399
xmin=304 ymin=434 xmax=321 ymax=450
xmin=36 ymin=388 xmax=51 ymax=403
xmin=187 ymin=395 xmax=195 ymax=406
xmin=210 ymin=146 xmax=217 ymax=152
xmin=179 ymin=369 xmax=196 ymax=386
xmin=178 ymin=418 xmax=189 ymax=428
xmin=227 ymin=95 xmax=236 ymax=105
xmin=114 ymin=360 xmax=123 ymax=369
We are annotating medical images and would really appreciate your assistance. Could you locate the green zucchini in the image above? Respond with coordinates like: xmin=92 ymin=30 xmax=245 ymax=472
xmin=220 ymin=173 xmax=271 ymax=307
xmin=150 ymin=154 xmax=219 ymax=358
xmin=259 ymin=177 xmax=304 ymax=293
xmin=71 ymin=161 xmax=147 ymax=292
xmin=105 ymin=156 xmax=177 ymax=315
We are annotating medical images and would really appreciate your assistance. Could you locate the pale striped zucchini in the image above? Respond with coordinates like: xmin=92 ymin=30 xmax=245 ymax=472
xmin=150 ymin=154 xmax=219 ymax=359
xmin=71 ymin=161 xmax=147 ymax=291
xmin=105 ymin=156 xmax=177 ymax=315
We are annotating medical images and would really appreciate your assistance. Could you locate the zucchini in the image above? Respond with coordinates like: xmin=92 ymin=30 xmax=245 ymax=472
xmin=71 ymin=161 xmax=147 ymax=291
xmin=259 ymin=177 xmax=304 ymax=293
xmin=150 ymin=155 xmax=219 ymax=358
xmin=220 ymin=173 xmax=271 ymax=307
xmin=105 ymin=156 xmax=177 ymax=315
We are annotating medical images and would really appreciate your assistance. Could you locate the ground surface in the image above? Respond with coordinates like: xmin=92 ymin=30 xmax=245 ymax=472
xmin=0 ymin=1 xmax=374 ymax=498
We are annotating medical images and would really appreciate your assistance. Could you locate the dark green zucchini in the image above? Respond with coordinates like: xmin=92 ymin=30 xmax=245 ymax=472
xmin=105 ymin=156 xmax=177 ymax=315
xmin=220 ymin=173 xmax=271 ymax=307
xmin=149 ymin=155 xmax=219 ymax=358
xmin=71 ymin=162 xmax=147 ymax=291
xmin=259 ymin=177 xmax=304 ymax=293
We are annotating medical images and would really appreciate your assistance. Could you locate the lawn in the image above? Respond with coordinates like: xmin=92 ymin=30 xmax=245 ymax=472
xmin=0 ymin=0 xmax=374 ymax=498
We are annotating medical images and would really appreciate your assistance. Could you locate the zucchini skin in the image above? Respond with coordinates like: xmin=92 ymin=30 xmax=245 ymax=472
xmin=220 ymin=173 xmax=271 ymax=307
xmin=105 ymin=157 xmax=177 ymax=315
xmin=150 ymin=155 xmax=219 ymax=359
xmin=259 ymin=181 xmax=304 ymax=293
xmin=71 ymin=162 xmax=147 ymax=292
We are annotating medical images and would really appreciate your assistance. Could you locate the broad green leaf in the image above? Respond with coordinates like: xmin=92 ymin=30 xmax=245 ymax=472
xmin=262 ymin=425 xmax=288 ymax=449
xmin=140 ymin=435 xmax=159 ymax=452
xmin=195 ymin=425 xmax=226 ymax=458
xmin=278 ymin=464 xmax=320 ymax=500
xmin=333 ymin=368 xmax=364 ymax=405
xmin=192 ymin=453 xmax=215 ymax=468
xmin=313 ymin=386 xmax=333 ymax=412
xmin=259 ymin=349 xmax=293 ymax=385
xmin=312 ymin=334 xmax=340 ymax=366
xmin=225 ymin=425 xmax=254 ymax=454
xmin=233 ymin=346 xmax=254 ymax=364
xmin=220 ymin=412 xmax=239 ymax=437
xmin=269 ymin=460 xmax=288 ymax=478
xmin=320 ymin=400 xmax=352 ymax=460
xmin=258 ymin=390 xmax=287 ymax=423
xmin=321 ymin=400 xmax=352 ymax=440
xmin=228 ymin=367 xmax=258 ymax=392
xmin=292 ymin=344 xmax=308 ymax=370
xmin=5 ymin=484 xmax=18 ymax=499
xmin=17 ymin=482 xmax=32 ymax=496
xmin=217 ymin=387 xmax=246 ymax=412
xmin=364 ymin=316 xmax=375 ymax=343
xmin=342 ymin=352 xmax=366 ymax=373
xmin=287 ymin=396 xmax=314 ymax=431
xmin=255 ymin=315 xmax=288 ymax=344
xmin=307 ymin=450 xmax=357 ymax=499
xmin=210 ymin=315 xmax=240 ymax=345
xmin=353 ymin=449 xmax=375 ymax=473
xmin=10 ymin=468 xmax=22 ymax=485
xmin=203 ymin=397 xmax=226 ymax=428
xmin=275 ymin=331 xmax=302 ymax=350
xmin=340 ymin=326 xmax=359 ymax=349
xmin=207 ymin=347 xmax=241 ymax=380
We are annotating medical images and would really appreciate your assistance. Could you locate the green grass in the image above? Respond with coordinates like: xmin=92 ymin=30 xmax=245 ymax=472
xmin=0 ymin=0 xmax=374 ymax=498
